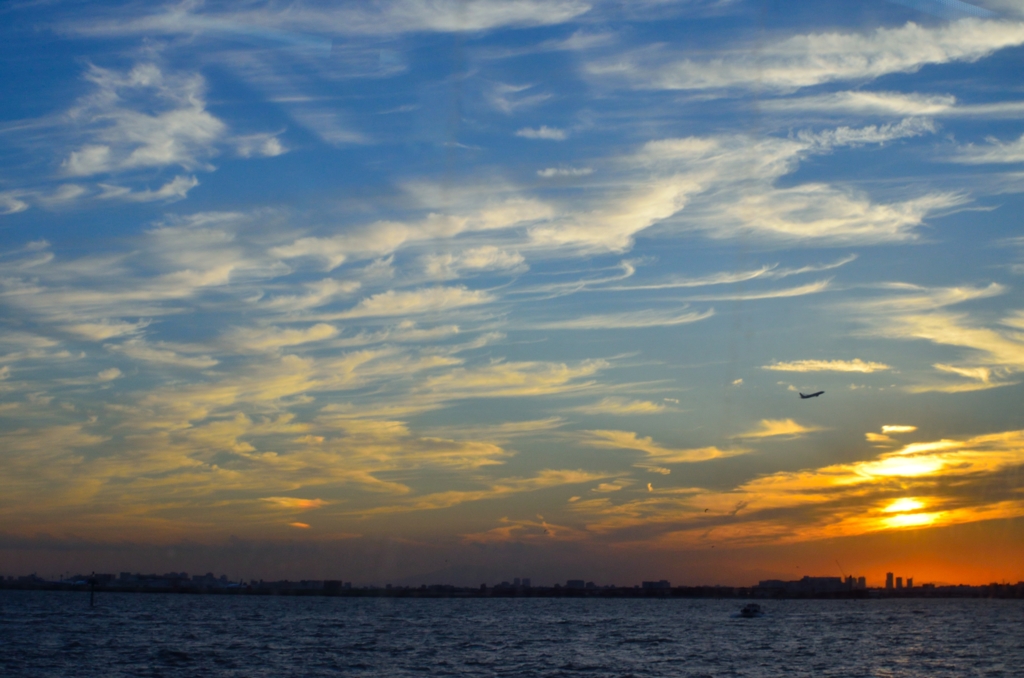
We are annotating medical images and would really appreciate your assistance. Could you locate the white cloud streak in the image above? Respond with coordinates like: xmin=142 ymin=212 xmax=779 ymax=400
xmin=516 ymin=126 xmax=567 ymax=140
xmin=529 ymin=307 xmax=713 ymax=330
xmin=589 ymin=19 xmax=1024 ymax=93
xmin=954 ymin=133 xmax=1024 ymax=164
xmin=71 ymin=1 xmax=592 ymax=39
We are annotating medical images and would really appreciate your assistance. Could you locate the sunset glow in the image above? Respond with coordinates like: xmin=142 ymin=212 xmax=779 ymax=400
xmin=1 ymin=0 xmax=1022 ymax=587
xmin=883 ymin=498 xmax=926 ymax=514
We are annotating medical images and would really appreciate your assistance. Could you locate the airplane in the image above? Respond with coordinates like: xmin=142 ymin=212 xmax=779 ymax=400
xmin=799 ymin=391 xmax=824 ymax=399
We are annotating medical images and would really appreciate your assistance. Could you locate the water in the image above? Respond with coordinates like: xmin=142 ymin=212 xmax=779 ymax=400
xmin=1 ymin=591 xmax=1021 ymax=677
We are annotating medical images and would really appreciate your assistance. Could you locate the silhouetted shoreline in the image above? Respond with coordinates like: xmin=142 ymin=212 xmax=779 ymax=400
xmin=3 ymin=577 xmax=1022 ymax=599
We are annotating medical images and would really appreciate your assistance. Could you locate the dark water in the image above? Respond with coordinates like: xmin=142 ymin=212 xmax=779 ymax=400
xmin=1 ymin=591 xmax=1021 ymax=677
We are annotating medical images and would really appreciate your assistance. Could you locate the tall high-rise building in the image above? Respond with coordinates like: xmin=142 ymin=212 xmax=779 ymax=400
xmin=886 ymin=572 xmax=894 ymax=590
xmin=857 ymin=576 xmax=866 ymax=589
xmin=907 ymin=577 xmax=913 ymax=589
xmin=896 ymin=577 xmax=903 ymax=589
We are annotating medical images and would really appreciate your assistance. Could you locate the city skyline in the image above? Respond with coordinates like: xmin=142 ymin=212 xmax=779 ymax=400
xmin=8 ymin=568 xmax=1014 ymax=593
xmin=1 ymin=0 xmax=1023 ymax=586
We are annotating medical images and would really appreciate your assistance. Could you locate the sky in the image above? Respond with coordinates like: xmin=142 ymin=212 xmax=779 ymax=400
xmin=1 ymin=0 xmax=1023 ymax=587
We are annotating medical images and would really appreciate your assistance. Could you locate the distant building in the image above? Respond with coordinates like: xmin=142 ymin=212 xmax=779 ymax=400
xmin=857 ymin=576 xmax=866 ymax=589
xmin=896 ymin=577 xmax=903 ymax=590
xmin=521 ymin=578 xmax=531 ymax=588
xmin=907 ymin=578 xmax=913 ymax=589
xmin=566 ymin=580 xmax=585 ymax=589
xmin=886 ymin=572 xmax=894 ymax=590
xmin=642 ymin=580 xmax=671 ymax=589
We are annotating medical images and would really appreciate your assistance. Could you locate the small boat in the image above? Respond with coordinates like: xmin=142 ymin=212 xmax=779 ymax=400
xmin=738 ymin=603 xmax=764 ymax=618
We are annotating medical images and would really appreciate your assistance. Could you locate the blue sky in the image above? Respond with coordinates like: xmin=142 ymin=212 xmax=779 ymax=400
xmin=2 ymin=0 xmax=1023 ymax=586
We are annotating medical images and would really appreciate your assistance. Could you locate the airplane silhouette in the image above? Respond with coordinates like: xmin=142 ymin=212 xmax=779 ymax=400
xmin=799 ymin=391 xmax=824 ymax=399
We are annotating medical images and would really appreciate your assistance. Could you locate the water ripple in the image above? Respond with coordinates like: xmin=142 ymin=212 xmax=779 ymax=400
xmin=1 ymin=592 xmax=1020 ymax=677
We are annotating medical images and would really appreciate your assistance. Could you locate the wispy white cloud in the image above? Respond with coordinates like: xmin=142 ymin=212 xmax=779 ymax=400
xmin=531 ymin=127 xmax=958 ymax=252
xmin=96 ymin=367 xmax=122 ymax=382
xmin=233 ymin=132 xmax=287 ymax=158
xmin=683 ymin=280 xmax=832 ymax=302
xmin=422 ymin=246 xmax=526 ymax=280
xmin=516 ymin=125 xmax=567 ymax=140
xmin=762 ymin=91 xmax=958 ymax=116
xmin=953 ymin=133 xmax=1024 ymax=164
xmin=36 ymin=184 xmax=88 ymax=207
xmin=62 ymin=320 xmax=149 ymax=341
xmin=332 ymin=286 xmax=495 ymax=319
xmin=70 ymin=1 xmax=592 ymax=39
xmin=489 ymin=83 xmax=551 ymax=113
xmin=62 ymin=64 xmax=226 ymax=177
xmin=796 ymin=118 xmax=936 ymax=148
xmin=851 ymin=283 xmax=1024 ymax=391
xmin=604 ymin=264 xmax=776 ymax=291
xmin=105 ymin=339 xmax=219 ymax=369
xmin=855 ymin=281 xmax=1005 ymax=313
xmin=537 ymin=166 xmax=593 ymax=177
xmin=589 ymin=19 xmax=1024 ymax=92
xmin=529 ymin=307 xmax=713 ymax=330
xmin=0 ymin=192 xmax=30 ymax=215
xmin=98 ymin=175 xmax=199 ymax=202
xmin=272 ymin=198 xmax=553 ymax=270
xmin=225 ymin=324 xmax=339 ymax=353
xmin=761 ymin=91 xmax=1024 ymax=119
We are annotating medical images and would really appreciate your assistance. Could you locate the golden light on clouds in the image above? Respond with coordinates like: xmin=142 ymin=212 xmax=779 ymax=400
xmin=735 ymin=418 xmax=819 ymax=438
xmin=762 ymin=358 xmax=890 ymax=372
xmin=571 ymin=397 xmax=667 ymax=415
xmin=584 ymin=429 xmax=746 ymax=469
xmin=857 ymin=455 xmax=945 ymax=478
xmin=881 ymin=425 xmax=917 ymax=434
xmin=883 ymin=497 xmax=925 ymax=513
xmin=2 ymin=2 xmax=1024 ymax=590
xmin=882 ymin=512 xmax=938 ymax=529
xmin=262 ymin=497 xmax=329 ymax=511
xmin=566 ymin=429 xmax=1024 ymax=548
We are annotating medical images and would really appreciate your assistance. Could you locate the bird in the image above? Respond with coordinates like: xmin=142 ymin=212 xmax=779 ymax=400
xmin=799 ymin=390 xmax=824 ymax=399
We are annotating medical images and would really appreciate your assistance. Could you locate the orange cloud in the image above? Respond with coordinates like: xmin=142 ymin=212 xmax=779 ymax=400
xmin=571 ymin=429 xmax=1024 ymax=548
xmin=262 ymin=497 xmax=329 ymax=511
xmin=585 ymin=429 xmax=745 ymax=468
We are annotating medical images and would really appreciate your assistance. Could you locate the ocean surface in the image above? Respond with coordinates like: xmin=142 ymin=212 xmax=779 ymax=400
xmin=1 ymin=591 xmax=1021 ymax=677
